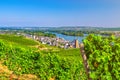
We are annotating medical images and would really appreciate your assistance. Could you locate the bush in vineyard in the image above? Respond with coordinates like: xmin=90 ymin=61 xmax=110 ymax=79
xmin=83 ymin=34 xmax=120 ymax=80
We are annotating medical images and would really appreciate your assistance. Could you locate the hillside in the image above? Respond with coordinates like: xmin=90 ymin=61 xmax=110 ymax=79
xmin=0 ymin=34 xmax=39 ymax=47
xmin=0 ymin=34 xmax=86 ymax=80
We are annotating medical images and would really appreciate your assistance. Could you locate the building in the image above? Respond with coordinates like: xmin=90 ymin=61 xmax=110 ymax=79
xmin=75 ymin=39 xmax=79 ymax=48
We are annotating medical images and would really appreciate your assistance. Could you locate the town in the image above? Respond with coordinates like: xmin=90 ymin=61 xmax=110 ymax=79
xmin=24 ymin=33 xmax=80 ymax=49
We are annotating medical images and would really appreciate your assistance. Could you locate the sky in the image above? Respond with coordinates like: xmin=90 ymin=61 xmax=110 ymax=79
xmin=0 ymin=0 xmax=120 ymax=27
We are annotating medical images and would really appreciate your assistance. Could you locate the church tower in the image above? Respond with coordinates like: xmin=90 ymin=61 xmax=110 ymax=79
xmin=75 ymin=39 xmax=79 ymax=48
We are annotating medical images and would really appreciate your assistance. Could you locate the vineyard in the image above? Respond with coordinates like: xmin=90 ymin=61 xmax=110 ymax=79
xmin=0 ymin=34 xmax=86 ymax=80
xmin=83 ymin=34 xmax=120 ymax=80
xmin=0 ymin=34 xmax=120 ymax=80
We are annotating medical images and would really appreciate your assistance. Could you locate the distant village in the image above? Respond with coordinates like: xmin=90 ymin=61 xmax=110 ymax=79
xmin=24 ymin=33 xmax=80 ymax=49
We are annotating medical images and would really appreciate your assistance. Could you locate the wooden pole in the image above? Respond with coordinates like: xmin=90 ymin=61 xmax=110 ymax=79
xmin=80 ymin=43 xmax=91 ymax=80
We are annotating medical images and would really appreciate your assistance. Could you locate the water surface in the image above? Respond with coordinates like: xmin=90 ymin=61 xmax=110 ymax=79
xmin=51 ymin=32 xmax=88 ymax=42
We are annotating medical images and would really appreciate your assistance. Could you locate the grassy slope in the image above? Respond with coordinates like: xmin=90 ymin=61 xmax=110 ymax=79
xmin=0 ymin=34 xmax=39 ymax=47
xmin=58 ymin=48 xmax=81 ymax=60
xmin=0 ymin=34 xmax=85 ymax=79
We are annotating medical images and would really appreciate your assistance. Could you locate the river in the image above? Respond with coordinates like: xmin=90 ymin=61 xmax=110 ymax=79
xmin=51 ymin=32 xmax=88 ymax=42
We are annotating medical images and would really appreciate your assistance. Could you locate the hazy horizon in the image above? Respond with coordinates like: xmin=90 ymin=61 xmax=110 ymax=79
xmin=0 ymin=0 xmax=120 ymax=27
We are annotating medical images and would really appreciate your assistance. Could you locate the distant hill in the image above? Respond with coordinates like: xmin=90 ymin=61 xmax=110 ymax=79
xmin=1 ymin=26 xmax=120 ymax=31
